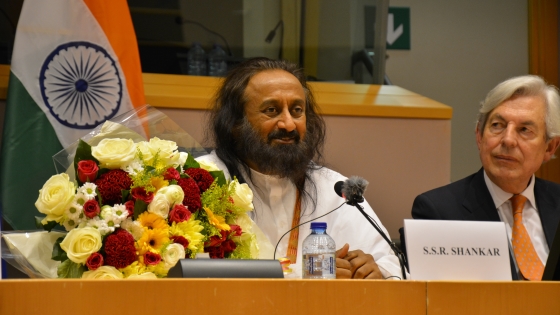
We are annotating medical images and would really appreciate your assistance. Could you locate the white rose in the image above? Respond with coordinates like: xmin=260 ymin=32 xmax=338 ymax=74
xmin=147 ymin=193 xmax=170 ymax=219
xmin=162 ymin=243 xmax=186 ymax=270
xmin=148 ymin=137 xmax=180 ymax=165
xmin=230 ymin=181 xmax=254 ymax=212
xmin=127 ymin=272 xmax=157 ymax=279
xmin=136 ymin=141 xmax=154 ymax=164
xmin=197 ymin=159 xmax=220 ymax=172
xmin=176 ymin=152 xmax=189 ymax=168
xmin=82 ymin=266 xmax=124 ymax=279
xmin=60 ymin=227 xmax=102 ymax=264
xmin=157 ymin=185 xmax=184 ymax=207
xmin=91 ymin=138 xmax=137 ymax=169
xmin=35 ymin=173 xmax=76 ymax=224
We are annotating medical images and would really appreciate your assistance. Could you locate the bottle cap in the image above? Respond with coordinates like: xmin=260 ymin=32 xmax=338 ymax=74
xmin=310 ymin=222 xmax=327 ymax=229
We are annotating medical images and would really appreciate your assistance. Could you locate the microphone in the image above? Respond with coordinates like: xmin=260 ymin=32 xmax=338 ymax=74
xmin=334 ymin=176 xmax=368 ymax=205
xmin=334 ymin=177 xmax=408 ymax=279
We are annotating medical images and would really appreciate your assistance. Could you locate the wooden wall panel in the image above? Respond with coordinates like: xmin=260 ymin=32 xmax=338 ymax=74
xmin=529 ymin=0 xmax=560 ymax=182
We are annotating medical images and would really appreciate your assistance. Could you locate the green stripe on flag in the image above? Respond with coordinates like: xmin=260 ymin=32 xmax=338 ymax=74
xmin=0 ymin=72 xmax=63 ymax=230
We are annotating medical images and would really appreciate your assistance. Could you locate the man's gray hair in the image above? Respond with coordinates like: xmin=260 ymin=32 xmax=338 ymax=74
xmin=476 ymin=75 xmax=560 ymax=139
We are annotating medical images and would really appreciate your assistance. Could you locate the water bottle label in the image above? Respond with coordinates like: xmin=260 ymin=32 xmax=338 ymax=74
xmin=303 ymin=253 xmax=335 ymax=278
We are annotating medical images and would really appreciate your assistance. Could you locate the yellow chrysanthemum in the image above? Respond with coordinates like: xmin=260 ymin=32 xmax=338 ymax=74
xmin=169 ymin=218 xmax=205 ymax=252
xmin=203 ymin=207 xmax=230 ymax=231
xmin=136 ymin=228 xmax=170 ymax=255
xmin=151 ymin=176 xmax=169 ymax=193
xmin=151 ymin=262 xmax=169 ymax=277
xmin=120 ymin=261 xmax=147 ymax=278
xmin=137 ymin=212 xmax=168 ymax=231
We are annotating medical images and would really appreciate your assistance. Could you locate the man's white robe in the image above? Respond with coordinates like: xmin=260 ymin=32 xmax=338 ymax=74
xmin=198 ymin=151 xmax=403 ymax=279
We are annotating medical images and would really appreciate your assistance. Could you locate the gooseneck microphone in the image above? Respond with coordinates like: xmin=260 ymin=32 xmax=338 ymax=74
xmin=335 ymin=176 xmax=408 ymax=280
xmin=273 ymin=201 xmax=346 ymax=260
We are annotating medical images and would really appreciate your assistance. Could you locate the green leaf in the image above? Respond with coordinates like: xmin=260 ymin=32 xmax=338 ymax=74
xmin=184 ymin=154 xmax=200 ymax=170
xmin=133 ymin=199 xmax=148 ymax=219
xmin=35 ymin=216 xmax=57 ymax=232
xmin=122 ymin=189 xmax=130 ymax=204
xmin=210 ymin=170 xmax=227 ymax=186
xmin=51 ymin=236 xmax=68 ymax=262
xmin=96 ymin=190 xmax=104 ymax=206
xmin=57 ymin=260 xmax=86 ymax=279
xmin=170 ymin=179 xmax=177 ymax=185
xmin=97 ymin=168 xmax=110 ymax=177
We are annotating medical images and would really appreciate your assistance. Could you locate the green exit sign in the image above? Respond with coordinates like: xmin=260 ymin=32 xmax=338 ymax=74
xmin=387 ymin=7 xmax=410 ymax=50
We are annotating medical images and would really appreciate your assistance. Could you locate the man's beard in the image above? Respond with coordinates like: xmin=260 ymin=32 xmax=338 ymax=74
xmin=235 ymin=118 xmax=313 ymax=182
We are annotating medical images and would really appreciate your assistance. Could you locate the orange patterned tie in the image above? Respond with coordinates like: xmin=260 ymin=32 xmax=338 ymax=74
xmin=510 ymin=194 xmax=544 ymax=281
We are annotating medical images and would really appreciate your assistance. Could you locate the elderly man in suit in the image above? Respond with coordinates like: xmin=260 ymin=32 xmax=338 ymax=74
xmin=411 ymin=75 xmax=560 ymax=281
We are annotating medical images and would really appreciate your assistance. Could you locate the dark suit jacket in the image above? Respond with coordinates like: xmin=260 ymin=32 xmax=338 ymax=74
xmin=409 ymin=168 xmax=560 ymax=280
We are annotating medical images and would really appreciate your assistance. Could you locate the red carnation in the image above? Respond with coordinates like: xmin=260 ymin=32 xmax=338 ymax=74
xmin=104 ymin=229 xmax=137 ymax=269
xmin=185 ymin=168 xmax=215 ymax=193
xmin=206 ymin=230 xmax=228 ymax=247
xmin=171 ymin=235 xmax=190 ymax=249
xmin=124 ymin=200 xmax=135 ymax=217
xmin=95 ymin=169 xmax=132 ymax=206
xmin=168 ymin=204 xmax=192 ymax=224
xmin=177 ymin=177 xmax=201 ymax=211
xmin=221 ymin=239 xmax=237 ymax=253
xmin=229 ymin=225 xmax=242 ymax=237
xmin=207 ymin=246 xmax=225 ymax=259
xmin=144 ymin=251 xmax=161 ymax=266
xmin=86 ymin=252 xmax=104 ymax=270
xmin=77 ymin=160 xmax=99 ymax=183
xmin=131 ymin=187 xmax=154 ymax=204
xmin=163 ymin=168 xmax=180 ymax=181
xmin=83 ymin=199 xmax=100 ymax=218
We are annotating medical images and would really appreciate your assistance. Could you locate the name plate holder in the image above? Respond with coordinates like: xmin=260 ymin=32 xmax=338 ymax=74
xmin=404 ymin=219 xmax=511 ymax=280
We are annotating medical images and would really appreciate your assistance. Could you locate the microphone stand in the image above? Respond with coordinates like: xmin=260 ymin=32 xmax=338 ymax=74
xmin=265 ymin=20 xmax=284 ymax=60
xmin=347 ymin=196 xmax=408 ymax=280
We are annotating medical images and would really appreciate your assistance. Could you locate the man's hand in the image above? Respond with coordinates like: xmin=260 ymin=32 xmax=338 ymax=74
xmin=335 ymin=243 xmax=383 ymax=279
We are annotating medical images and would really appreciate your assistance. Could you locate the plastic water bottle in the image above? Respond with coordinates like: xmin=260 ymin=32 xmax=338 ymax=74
xmin=207 ymin=44 xmax=228 ymax=77
xmin=186 ymin=42 xmax=207 ymax=76
xmin=302 ymin=222 xmax=336 ymax=279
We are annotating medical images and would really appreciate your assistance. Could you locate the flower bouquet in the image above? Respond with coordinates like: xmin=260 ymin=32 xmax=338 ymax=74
xmin=2 ymin=106 xmax=259 ymax=279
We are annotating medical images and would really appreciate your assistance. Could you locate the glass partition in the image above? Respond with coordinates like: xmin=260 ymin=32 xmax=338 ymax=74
xmin=0 ymin=0 xmax=389 ymax=84
xmin=129 ymin=0 xmax=388 ymax=84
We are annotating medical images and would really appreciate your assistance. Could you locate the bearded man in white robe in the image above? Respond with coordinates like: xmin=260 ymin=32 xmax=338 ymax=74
xmin=199 ymin=57 xmax=402 ymax=279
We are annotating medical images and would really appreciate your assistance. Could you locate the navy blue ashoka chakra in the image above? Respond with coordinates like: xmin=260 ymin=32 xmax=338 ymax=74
xmin=40 ymin=41 xmax=123 ymax=129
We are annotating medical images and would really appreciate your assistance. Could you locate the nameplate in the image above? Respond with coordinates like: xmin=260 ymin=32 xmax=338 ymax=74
xmin=404 ymin=219 xmax=511 ymax=280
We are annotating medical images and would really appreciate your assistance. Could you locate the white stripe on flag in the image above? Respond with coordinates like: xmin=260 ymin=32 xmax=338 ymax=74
xmin=11 ymin=0 xmax=134 ymax=148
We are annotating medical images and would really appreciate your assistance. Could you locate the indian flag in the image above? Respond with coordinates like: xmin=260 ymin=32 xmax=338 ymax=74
xmin=0 ymin=0 xmax=145 ymax=230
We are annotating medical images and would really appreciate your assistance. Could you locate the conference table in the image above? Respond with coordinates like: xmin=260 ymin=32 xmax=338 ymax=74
xmin=1 ymin=279 xmax=559 ymax=314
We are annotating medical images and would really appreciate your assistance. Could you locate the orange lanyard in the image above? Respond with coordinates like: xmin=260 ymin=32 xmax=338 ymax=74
xmin=286 ymin=190 xmax=302 ymax=264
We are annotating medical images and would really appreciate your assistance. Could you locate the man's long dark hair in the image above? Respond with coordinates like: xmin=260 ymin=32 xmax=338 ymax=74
xmin=207 ymin=57 xmax=326 ymax=214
